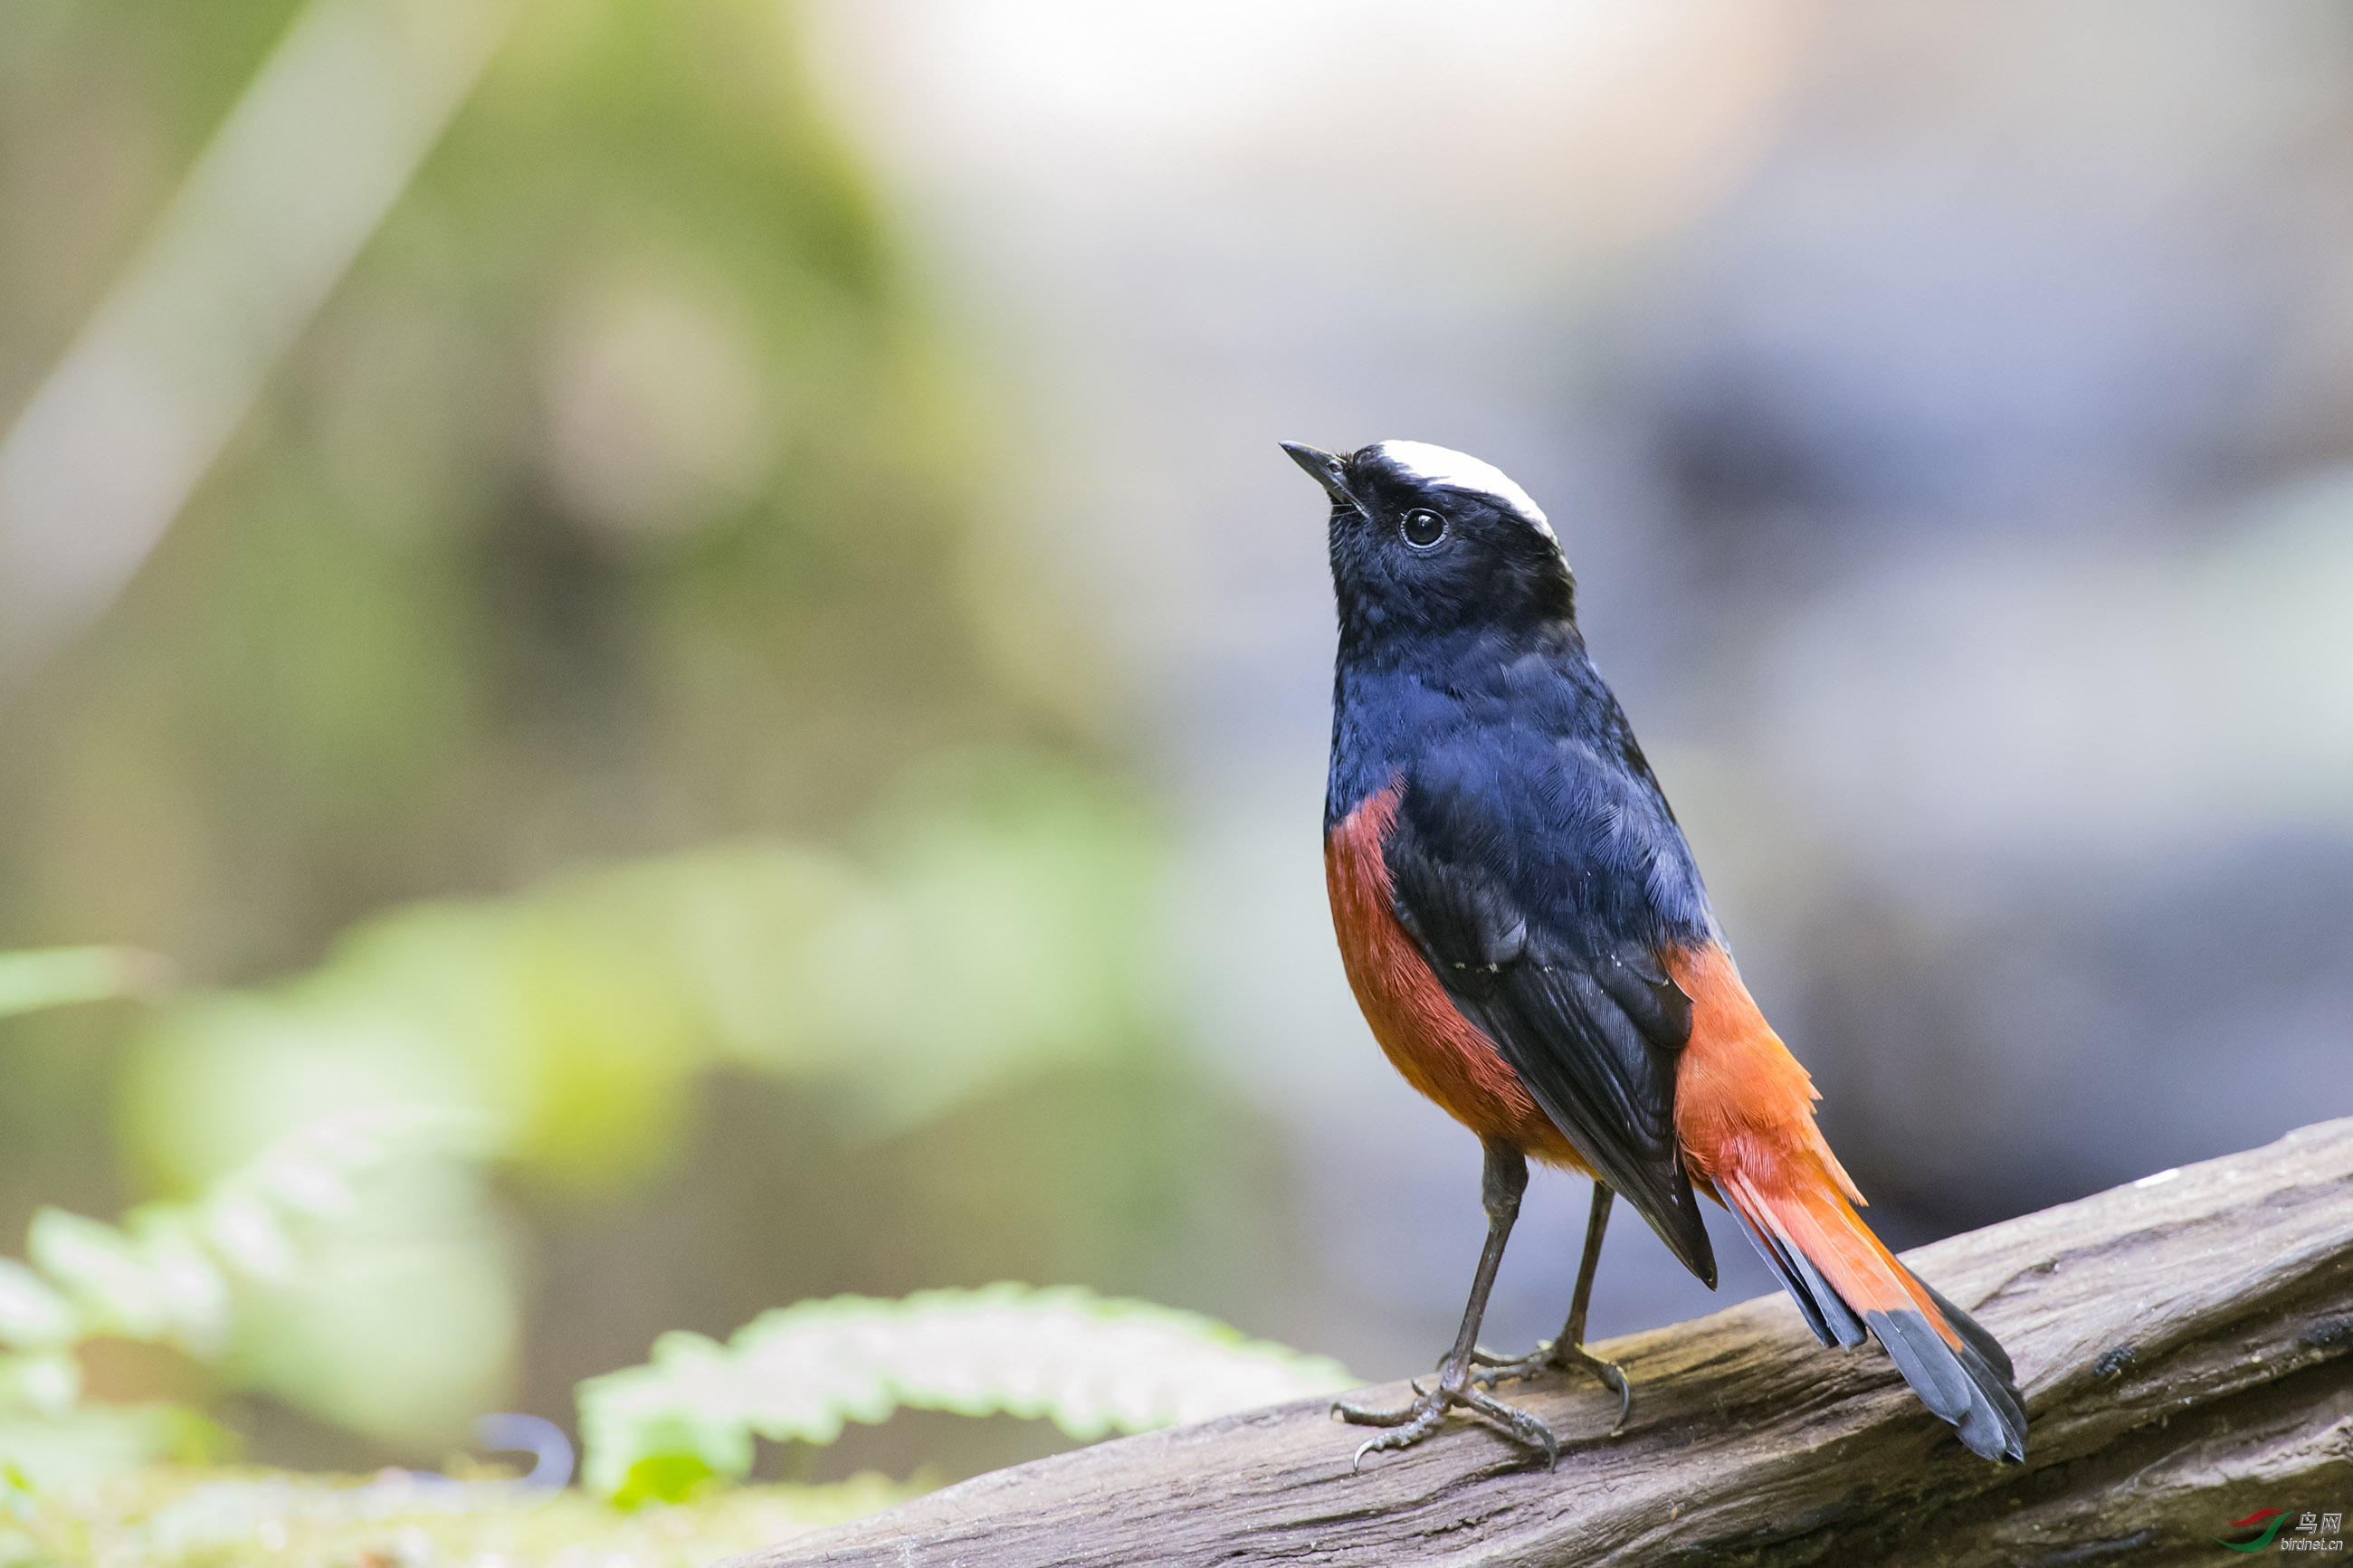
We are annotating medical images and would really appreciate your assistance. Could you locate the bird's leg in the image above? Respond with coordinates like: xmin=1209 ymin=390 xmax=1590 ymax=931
xmin=1333 ymin=1142 xmax=1559 ymax=1468
xmin=1470 ymin=1181 xmax=1633 ymax=1430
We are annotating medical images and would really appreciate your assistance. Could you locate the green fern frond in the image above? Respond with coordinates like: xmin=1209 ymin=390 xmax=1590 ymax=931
xmin=576 ymin=1284 xmax=1355 ymax=1497
xmin=5 ymin=1107 xmax=488 ymax=1376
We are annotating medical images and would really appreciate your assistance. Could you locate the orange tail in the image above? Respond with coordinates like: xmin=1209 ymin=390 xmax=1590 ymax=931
xmin=1670 ymin=943 xmax=2026 ymax=1462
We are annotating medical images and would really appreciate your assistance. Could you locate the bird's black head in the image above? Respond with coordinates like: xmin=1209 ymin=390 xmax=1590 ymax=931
xmin=1283 ymin=439 xmax=1573 ymax=649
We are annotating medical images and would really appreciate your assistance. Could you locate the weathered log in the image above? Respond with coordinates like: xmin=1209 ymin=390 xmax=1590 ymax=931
xmin=730 ymin=1118 xmax=2353 ymax=1566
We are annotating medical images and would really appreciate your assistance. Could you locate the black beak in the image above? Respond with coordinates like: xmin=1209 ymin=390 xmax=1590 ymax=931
xmin=1281 ymin=442 xmax=1360 ymax=511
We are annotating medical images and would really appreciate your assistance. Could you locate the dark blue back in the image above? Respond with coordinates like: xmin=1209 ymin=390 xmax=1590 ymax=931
xmin=1329 ymin=621 xmax=1718 ymax=958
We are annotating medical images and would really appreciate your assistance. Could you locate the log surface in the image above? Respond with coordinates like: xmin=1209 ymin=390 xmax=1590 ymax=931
xmin=729 ymin=1119 xmax=2353 ymax=1566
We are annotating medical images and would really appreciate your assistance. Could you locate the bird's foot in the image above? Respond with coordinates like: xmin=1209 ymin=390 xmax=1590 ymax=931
xmin=1332 ymin=1371 xmax=1558 ymax=1470
xmin=1469 ymin=1339 xmax=1632 ymax=1431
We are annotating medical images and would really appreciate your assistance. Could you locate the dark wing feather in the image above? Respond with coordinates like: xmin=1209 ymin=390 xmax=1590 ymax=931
xmin=1385 ymin=736 xmax=1719 ymax=1285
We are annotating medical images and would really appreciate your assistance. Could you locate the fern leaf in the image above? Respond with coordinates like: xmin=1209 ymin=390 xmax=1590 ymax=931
xmin=577 ymin=1285 xmax=1354 ymax=1497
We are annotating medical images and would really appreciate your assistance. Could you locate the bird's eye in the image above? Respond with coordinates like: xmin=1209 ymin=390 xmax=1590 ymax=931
xmin=1401 ymin=508 xmax=1446 ymax=548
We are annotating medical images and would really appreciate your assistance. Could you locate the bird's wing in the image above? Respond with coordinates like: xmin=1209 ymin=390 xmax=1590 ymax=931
xmin=1384 ymin=736 xmax=1718 ymax=1285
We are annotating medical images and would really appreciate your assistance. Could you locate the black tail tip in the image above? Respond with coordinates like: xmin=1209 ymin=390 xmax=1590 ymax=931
xmin=1865 ymin=1306 xmax=2028 ymax=1463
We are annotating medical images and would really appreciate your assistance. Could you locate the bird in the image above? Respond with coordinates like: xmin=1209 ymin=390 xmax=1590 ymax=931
xmin=1283 ymin=437 xmax=2027 ymax=1469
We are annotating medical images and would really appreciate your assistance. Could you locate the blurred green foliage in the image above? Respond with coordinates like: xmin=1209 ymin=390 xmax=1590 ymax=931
xmin=0 ymin=920 xmax=1328 ymax=1560
xmin=103 ymin=752 xmax=1163 ymax=1448
xmin=0 ymin=0 xmax=1198 ymax=1478
xmin=0 ymin=0 xmax=1305 ymax=1515
xmin=124 ymin=752 xmax=1157 ymax=1189
xmin=0 ymin=949 xmax=163 ymax=1024
xmin=0 ymin=0 xmax=1025 ymax=983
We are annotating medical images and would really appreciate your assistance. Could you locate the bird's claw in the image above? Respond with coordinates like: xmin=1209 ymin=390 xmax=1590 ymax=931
xmin=1469 ymin=1339 xmax=1633 ymax=1432
xmin=1332 ymin=1378 xmax=1430 ymax=1429
xmin=1333 ymin=1374 xmax=1559 ymax=1469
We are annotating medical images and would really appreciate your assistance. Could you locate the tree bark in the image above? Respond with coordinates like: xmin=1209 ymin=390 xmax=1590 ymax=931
xmin=729 ymin=1118 xmax=2353 ymax=1566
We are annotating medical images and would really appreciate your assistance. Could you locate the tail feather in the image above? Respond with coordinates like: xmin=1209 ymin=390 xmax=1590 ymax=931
xmin=1667 ymin=941 xmax=2025 ymax=1462
xmin=1724 ymin=1183 xmax=1863 ymax=1349
xmin=1723 ymin=1171 xmax=2027 ymax=1462
xmin=1920 ymin=1278 xmax=2017 ymax=1384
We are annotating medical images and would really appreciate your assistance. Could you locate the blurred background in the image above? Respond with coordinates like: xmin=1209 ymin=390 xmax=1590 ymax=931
xmin=4 ymin=0 xmax=2351 ymax=1487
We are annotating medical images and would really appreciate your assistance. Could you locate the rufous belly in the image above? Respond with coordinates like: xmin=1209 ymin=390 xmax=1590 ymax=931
xmin=1325 ymin=784 xmax=1587 ymax=1171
